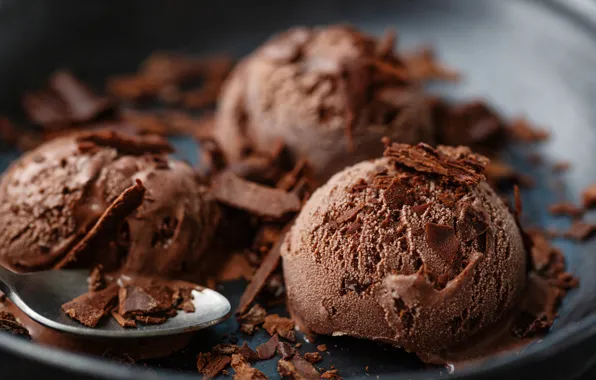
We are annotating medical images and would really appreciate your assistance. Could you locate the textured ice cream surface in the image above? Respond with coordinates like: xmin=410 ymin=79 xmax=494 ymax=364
xmin=215 ymin=25 xmax=434 ymax=182
xmin=281 ymin=143 xmax=526 ymax=355
xmin=0 ymin=131 xmax=220 ymax=276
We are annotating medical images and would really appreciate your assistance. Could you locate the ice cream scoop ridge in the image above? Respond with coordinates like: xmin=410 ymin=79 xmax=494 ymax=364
xmin=281 ymin=142 xmax=527 ymax=356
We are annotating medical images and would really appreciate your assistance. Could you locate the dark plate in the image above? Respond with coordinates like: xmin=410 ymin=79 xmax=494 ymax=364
xmin=1 ymin=0 xmax=596 ymax=379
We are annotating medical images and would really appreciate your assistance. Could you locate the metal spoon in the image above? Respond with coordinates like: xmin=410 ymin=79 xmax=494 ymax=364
xmin=0 ymin=265 xmax=231 ymax=338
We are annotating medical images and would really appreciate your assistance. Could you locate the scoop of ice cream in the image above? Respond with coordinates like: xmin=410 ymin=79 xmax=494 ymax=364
xmin=215 ymin=25 xmax=434 ymax=182
xmin=0 ymin=131 xmax=219 ymax=277
xmin=281 ymin=143 xmax=526 ymax=355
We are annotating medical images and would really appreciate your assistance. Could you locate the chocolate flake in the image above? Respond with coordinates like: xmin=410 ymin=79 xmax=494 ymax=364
xmin=238 ymin=342 xmax=259 ymax=362
xmin=263 ymin=314 xmax=295 ymax=340
xmin=425 ymin=223 xmax=460 ymax=262
xmin=384 ymin=143 xmax=488 ymax=186
xmin=277 ymin=355 xmax=320 ymax=380
xmin=508 ymin=117 xmax=550 ymax=142
xmin=213 ymin=344 xmax=239 ymax=356
xmin=231 ymin=354 xmax=268 ymax=380
xmin=548 ymin=202 xmax=584 ymax=219
xmin=403 ymin=47 xmax=460 ymax=82
xmin=76 ymin=130 xmax=174 ymax=155
xmin=412 ymin=202 xmax=432 ymax=216
xmin=111 ymin=310 xmax=136 ymax=328
xmin=564 ymin=221 xmax=596 ymax=241
xmin=199 ymin=353 xmax=232 ymax=379
xmin=277 ymin=341 xmax=296 ymax=359
xmin=88 ymin=265 xmax=106 ymax=292
xmin=237 ymin=227 xmax=290 ymax=315
xmin=0 ymin=312 xmax=31 ymax=340
xmin=582 ymin=184 xmax=596 ymax=209
xmin=213 ymin=171 xmax=301 ymax=219
xmin=61 ymin=284 xmax=119 ymax=327
xmin=55 ymin=179 xmax=145 ymax=269
xmin=256 ymin=334 xmax=280 ymax=360
xmin=118 ymin=284 xmax=174 ymax=317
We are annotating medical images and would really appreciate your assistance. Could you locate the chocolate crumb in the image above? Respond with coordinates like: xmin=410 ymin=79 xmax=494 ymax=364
xmin=277 ymin=341 xmax=296 ymax=359
xmin=256 ymin=334 xmax=280 ymax=360
xmin=213 ymin=344 xmax=239 ymax=355
xmin=320 ymin=369 xmax=342 ymax=379
xmin=303 ymin=352 xmax=323 ymax=364
xmin=317 ymin=344 xmax=328 ymax=352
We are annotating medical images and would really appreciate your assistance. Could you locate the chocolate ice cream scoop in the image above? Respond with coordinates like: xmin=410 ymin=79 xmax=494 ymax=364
xmin=215 ymin=25 xmax=434 ymax=182
xmin=0 ymin=131 xmax=220 ymax=277
xmin=281 ymin=143 xmax=526 ymax=356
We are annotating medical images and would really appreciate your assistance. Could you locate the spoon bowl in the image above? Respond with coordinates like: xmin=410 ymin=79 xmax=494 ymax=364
xmin=0 ymin=266 xmax=232 ymax=338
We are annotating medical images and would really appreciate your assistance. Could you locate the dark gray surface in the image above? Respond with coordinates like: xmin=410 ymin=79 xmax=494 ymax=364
xmin=1 ymin=0 xmax=596 ymax=378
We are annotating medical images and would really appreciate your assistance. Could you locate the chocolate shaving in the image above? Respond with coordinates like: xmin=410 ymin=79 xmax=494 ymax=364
xmin=111 ymin=311 xmax=136 ymax=328
xmin=384 ymin=143 xmax=488 ymax=186
xmin=88 ymin=265 xmax=106 ymax=292
xmin=213 ymin=171 xmax=301 ymax=219
xmin=0 ymin=312 xmax=31 ymax=340
xmin=263 ymin=314 xmax=295 ymax=340
xmin=55 ymin=179 xmax=145 ymax=269
xmin=22 ymin=70 xmax=112 ymax=128
xmin=238 ymin=342 xmax=259 ymax=362
xmin=277 ymin=355 xmax=320 ymax=380
xmin=75 ymin=130 xmax=174 ymax=155
xmin=173 ymin=287 xmax=196 ymax=313
xmin=582 ymin=184 xmax=596 ymax=209
xmin=237 ymin=304 xmax=267 ymax=334
xmin=548 ymin=202 xmax=584 ymax=219
xmin=61 ymin=284 xmax=119 ymax=327
xmin=118 ymin=284 xmax=174 ymax=317
xmin=277 ymin=341 xmax=296 ymax=359
xmin=564 ymin=221 xmax=596 ymax=241
xmin=425 ymin=223 xmax=460 ymax=262
xmin=236 ymin=227 xmax=290 ymax=315
xmin=403 ymin=47 xmax=460 ymax=82
xmin=199 ymin=353 xmax=232 ymax=379
xmin=508 ymin=117 xmax=550 ymax=142
xmin=231 ymin=354 xmax=268 ymax=380
xmin=256 ymin=334 xmax=280 ymax=360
